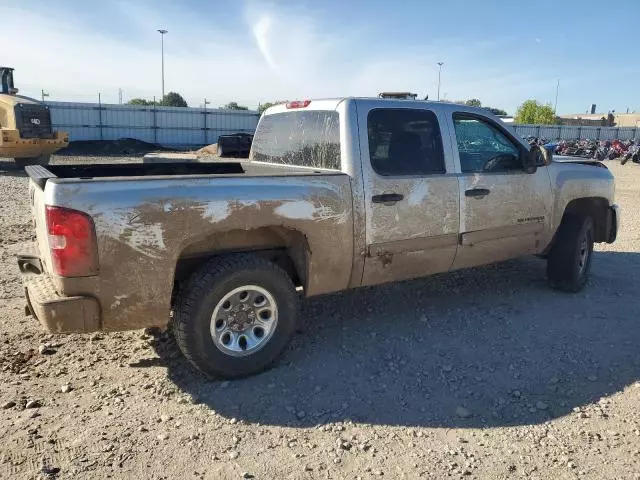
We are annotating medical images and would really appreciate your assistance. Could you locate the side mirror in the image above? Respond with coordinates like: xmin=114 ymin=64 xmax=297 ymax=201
xmin=523 ymin=150 xmax=537 ymax=174
xmin=525 ymin=145 xmax=551 ymax=173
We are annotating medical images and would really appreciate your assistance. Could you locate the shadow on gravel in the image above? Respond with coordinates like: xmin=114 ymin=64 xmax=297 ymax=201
xmin=0 ymin=161 xmax=27 ymax=178
xmin=153 ymin=250 xmax=640 ymax=429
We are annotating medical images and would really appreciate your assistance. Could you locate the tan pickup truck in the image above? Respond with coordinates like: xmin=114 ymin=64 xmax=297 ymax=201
xmin=18 ymin=98 xmax=619 ymax=378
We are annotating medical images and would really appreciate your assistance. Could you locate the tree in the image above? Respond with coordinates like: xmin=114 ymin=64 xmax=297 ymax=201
xmin=160 ymin=92 xmax=188 ymax=107
xmin=126 ymin=92 xmax=188 ymax=107
xmin=485 ymin=107 xmax=507 ymax=116
xmin=514 ymin=100 xmax=557 ymax=124
xmin=258 ymin=101 xmax=284 ymax=114
xmin=224 ymin=102 xmax=248 ymax=111
xmin=127 ymin=98 xmax=154 ymax=106
xmin=452 ymin=98 xmax=507 ymax=116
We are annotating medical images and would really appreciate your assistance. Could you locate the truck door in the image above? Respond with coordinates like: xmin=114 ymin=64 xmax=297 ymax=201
xmin=359 ymin=104 xmax=460 ymax=286
xmin=448 ymin=112 xmax=553 ymax=269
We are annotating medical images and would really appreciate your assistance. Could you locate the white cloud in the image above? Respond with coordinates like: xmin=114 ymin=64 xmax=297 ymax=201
xmin=3 ymin=2 xmax=553 ymax=112
xmin=252 ymin=15 xmax=278 ymax=71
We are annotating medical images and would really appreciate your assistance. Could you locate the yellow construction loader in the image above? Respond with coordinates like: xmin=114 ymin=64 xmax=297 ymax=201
xmin=0 ymin=67 xmax=68 ymax=166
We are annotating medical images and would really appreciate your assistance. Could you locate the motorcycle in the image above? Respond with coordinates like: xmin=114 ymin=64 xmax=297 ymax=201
xmin=621 ymin=142 xmax=639 ymax=165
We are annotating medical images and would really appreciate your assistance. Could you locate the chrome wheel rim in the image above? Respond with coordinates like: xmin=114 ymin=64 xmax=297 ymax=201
xmin=577 ymin=235 xmax=589 ymax=275
xmin=210 ymin=285 xmax=278 ymax=357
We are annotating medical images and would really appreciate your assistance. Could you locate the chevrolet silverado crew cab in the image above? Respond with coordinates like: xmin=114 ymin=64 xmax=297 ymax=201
xmin=18 ymin=98 xmax=619 ymax=378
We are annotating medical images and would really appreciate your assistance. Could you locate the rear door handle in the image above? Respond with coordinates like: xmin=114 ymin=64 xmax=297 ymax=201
xmin=372 ymin=193 xmax=404 ymax=204
xmin=465 ymin=188 xmax=491 ymax=198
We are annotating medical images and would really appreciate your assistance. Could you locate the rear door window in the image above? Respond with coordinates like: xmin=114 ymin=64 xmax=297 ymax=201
xmin=367 ymin=108 xmax=445 ymax=176
xmin=250 ymin=111 xmax=341 ymax=170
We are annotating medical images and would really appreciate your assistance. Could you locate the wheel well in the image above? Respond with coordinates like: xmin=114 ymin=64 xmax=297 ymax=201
xmin=172 ymin=227 xmax=309 ymax=296
xmin=562 ymin=197 xmax=609 ymax=242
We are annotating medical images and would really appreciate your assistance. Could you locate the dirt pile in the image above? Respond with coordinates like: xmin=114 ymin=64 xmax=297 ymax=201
xmin=56 ymin=139 xmax=172 ymax=157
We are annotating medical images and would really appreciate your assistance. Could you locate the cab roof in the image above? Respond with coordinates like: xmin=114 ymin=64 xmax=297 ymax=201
xmin=262 ymin=97 xmax=497 ymax=118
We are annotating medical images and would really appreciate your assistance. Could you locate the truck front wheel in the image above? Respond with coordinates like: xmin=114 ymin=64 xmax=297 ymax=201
xmin=173 ymin=254 xmax=298 ymax=378
xmin=547 ymin=215 xmax=594 ymax=292
xmin=14 ymin=154 xmax=51 ymax=167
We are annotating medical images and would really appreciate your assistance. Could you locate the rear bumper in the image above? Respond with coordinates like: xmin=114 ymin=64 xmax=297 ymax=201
xmin=19 ymin=256 xmax=101 ymax=333
xmin=606 ymin=204 xmax=620 ymax=243
xmin=0 ymin=130 xmax=69 ymax=158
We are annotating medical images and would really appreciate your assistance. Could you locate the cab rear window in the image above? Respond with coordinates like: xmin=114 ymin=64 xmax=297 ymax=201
xmin=250 ymin=111 xmax=341 ymax=170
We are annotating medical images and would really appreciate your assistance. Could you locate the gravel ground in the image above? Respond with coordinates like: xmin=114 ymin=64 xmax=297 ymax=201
xmin=1 ymin=156 xmax=639 ymax=480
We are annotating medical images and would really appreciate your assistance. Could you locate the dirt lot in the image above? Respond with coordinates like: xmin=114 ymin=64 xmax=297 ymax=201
xmin=1 ymin=157 xmax=639 ymax=480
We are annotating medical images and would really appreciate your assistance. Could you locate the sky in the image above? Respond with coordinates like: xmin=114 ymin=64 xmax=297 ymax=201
xmin=3 ymin=0 xmax=640 ymax=115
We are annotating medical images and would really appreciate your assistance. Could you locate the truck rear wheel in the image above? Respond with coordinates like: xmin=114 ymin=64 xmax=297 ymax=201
xmin=546 ymin=215 xmax=594 ymax=292
xmin=173 ymin=254 xmax=298 ymax=378
xmin=14 ymin=154 xmax=51 ymax=167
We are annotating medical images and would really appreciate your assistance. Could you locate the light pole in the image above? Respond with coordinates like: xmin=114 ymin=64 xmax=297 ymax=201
xmin=554 ymin=79 xmax=560 ymax=113
xmin=41 ymin=90 xmax=49 ymax=103
xmin=437 ymin=62 xmax=444 ymax=101
xmin=158 ymin=29 xmax=168 ymax=100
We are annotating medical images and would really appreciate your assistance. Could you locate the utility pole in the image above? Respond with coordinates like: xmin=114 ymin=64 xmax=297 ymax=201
xmin=118 ymin=88 xmax=123 ymax=104
xmin=203 ymin=98 xmax=210 ymax=145
xmin=437 ymin=62 xmax=444 ymax=101
xmin=152 ymin=95 xmax=158 ymax=144
xmin=554 ymin=79 xmax=560 ymax=113
xmin=97 ymin=93 xmax=103 ymax=140
xmin=157 ymin=29 xmax=168 ymax=100
xmin=41 ymin=90 xmax=49 ymax=102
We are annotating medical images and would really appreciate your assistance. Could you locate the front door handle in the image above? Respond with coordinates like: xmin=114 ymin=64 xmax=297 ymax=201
xmin=465 ymin=188 xmax=491 ymax=198
xmin=372 ymin=193 xmax=404 ymax=204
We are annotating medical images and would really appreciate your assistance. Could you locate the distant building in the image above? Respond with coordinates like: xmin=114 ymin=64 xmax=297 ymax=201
xmin=559 ymin=113 xmax=640 ymax=127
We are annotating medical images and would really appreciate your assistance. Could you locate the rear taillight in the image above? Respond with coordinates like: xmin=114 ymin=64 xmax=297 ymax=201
xmin=286 ymin=100 xmax=311 ymax=109
xmin=45 ymin=206 xmax=98 ymax=277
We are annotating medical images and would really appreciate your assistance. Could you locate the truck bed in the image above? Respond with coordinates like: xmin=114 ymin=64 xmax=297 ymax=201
xmin=26 ymin=158 xmax=354 ymax=332
xmin=25 ymin=161 xmax=342 ymax=189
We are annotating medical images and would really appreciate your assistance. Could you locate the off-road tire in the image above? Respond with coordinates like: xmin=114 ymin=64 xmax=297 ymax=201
xmin=547 ymin=215 xmax=594 ymax=292
xmin=173 ymin=254 xmax=298 ymax=378
xmin=14 ymin=154 xmax=51 ymax=167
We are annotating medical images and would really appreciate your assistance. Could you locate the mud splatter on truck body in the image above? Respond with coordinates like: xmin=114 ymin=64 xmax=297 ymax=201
xmin=27 ymin=161 xmax=354 ymax=331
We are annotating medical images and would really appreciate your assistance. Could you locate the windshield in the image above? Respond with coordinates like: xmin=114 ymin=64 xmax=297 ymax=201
xmin=249 ymin=110 xmax=341 ymax=170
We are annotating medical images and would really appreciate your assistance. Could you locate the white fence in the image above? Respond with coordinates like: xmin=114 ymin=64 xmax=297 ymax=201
xmin=512 ymin=124 xmax=640 ymax=141
xmin=45 ymin=101 xmax=639 ymax=148
xmin=46 ymin=101 xmax=260 ymax=148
